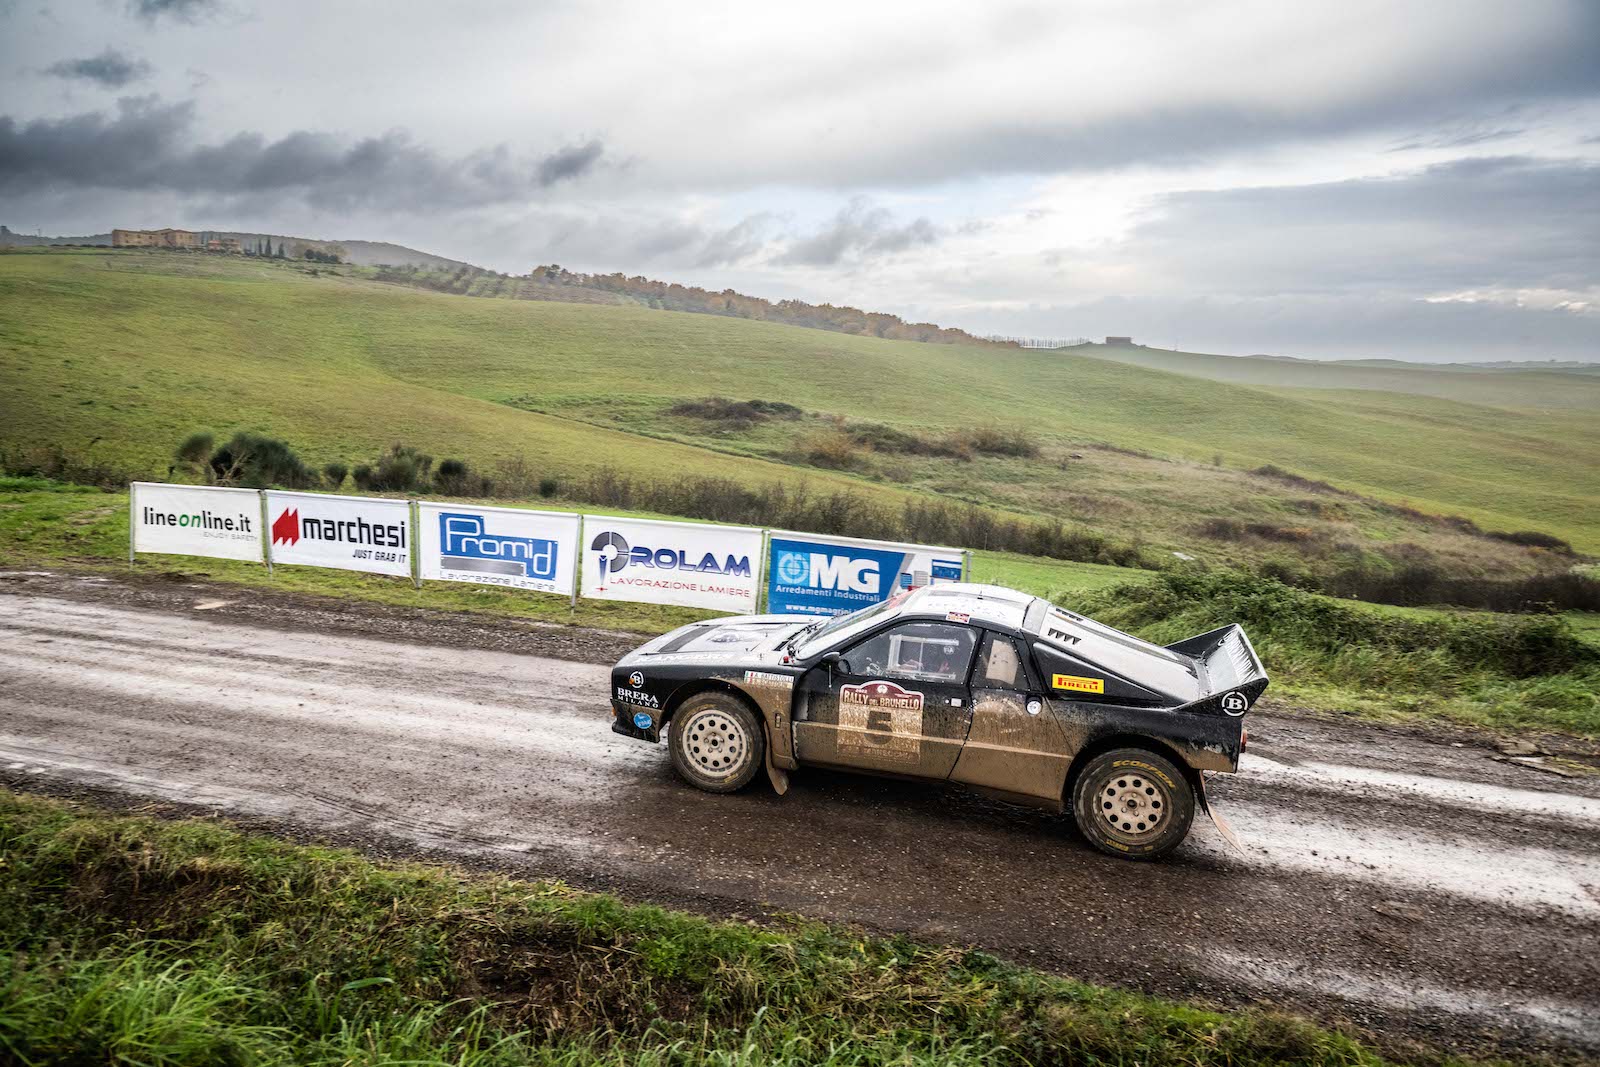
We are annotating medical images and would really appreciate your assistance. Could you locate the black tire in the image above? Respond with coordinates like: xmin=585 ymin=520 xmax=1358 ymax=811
xmin=1072 ymin=747 xmax=1194 ymax=860
xmin=668 ymin=691 xmax=765 ymax=794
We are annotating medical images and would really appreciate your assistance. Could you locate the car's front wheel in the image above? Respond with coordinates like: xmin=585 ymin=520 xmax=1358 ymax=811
xmin=669 ymin=692 xmax=764 ymax=793
xmin=1072 ymin=748 xmax=1194 ymax=860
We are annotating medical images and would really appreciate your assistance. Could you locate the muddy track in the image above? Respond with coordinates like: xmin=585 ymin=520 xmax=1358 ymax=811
xmin=1 ymin=570 xmax=1597 ymax=1061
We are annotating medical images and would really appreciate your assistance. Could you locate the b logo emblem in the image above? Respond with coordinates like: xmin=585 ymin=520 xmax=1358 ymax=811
xmin=628 ymin=671 xmax=644 ymax=688
xmin=1220 ymin=691 xmax=1249 ymax=715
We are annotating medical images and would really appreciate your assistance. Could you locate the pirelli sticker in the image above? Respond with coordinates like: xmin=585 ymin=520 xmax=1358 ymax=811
xmin=1052 ymin=673 xmax=1105 ymax=694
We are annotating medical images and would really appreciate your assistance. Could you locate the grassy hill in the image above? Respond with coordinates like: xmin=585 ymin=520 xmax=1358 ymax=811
xmin=1063 ymin=340 xmax=1600 ymax=410
xmin=1 ymin=248 xmax=1596 ymax=572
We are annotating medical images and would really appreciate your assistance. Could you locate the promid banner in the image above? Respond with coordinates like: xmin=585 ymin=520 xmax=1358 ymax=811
xmin=766 ymin=531 xmax=964 ymax=617
xmin=417 ymin=502 xmax=580 ymax=595
xmin=264 ymin=490 xmax=411 ymax=577
xmin=130 ymin=482 xmax=264 ymax=562
xmin=582 ymin=516 xmax=762 ymax=612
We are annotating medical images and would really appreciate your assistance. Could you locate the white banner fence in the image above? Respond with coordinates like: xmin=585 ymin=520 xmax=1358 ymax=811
xmin=126 ymin=483 xmax=967 ymax=614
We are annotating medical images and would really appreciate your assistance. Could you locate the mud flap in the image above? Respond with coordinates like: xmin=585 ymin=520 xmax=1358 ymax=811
xmin=765 ymin=742 xmax=789 ymax=796
xmin=1196 ymin=772 xmax=1244 ymax=854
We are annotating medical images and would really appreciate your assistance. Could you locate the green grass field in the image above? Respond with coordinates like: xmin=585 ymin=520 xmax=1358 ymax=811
xmin=2 ymin=248 xmax=1596 ymax=564
xmin=0 ymin=789 xmax=1460 ymax=1066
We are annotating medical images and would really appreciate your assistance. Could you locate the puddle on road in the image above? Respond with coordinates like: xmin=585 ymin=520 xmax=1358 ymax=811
xmin=1202 ymin=948 xmax=1600 ymax=1050
xmin=1237 ymin=753 xmax=1600 ymax=825
xmin=1197 ymin=798 xmax=1600 ymax=917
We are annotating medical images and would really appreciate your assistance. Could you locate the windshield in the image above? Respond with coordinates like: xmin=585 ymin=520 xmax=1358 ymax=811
xmin=793 ymin=591 xmax=908 ymax=655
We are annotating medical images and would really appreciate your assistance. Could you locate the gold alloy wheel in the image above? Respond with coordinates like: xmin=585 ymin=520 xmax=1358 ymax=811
xmin=1100 ymin=772 xmax=1167 ymax=838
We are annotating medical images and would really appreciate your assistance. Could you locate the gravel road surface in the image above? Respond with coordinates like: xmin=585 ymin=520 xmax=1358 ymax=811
xmin=2 ymin=571 xmax=1596 ymax=1059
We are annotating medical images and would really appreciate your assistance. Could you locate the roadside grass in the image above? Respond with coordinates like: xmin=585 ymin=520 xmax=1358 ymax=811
xmin=3 ymin=248 xmax=1597 ymax=558
xmin=0 ymin=789 xmax=1455 ymax=1067
xmin=1077 ymin=571 xmax=1600 ymax=738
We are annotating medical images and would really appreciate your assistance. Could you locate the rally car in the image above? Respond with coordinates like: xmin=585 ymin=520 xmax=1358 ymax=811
xmin=609 ymin=582 xmax=1266 ymax=859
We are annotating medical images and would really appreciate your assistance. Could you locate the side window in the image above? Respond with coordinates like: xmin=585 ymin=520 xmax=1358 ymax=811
xmin=842 ymin=622 xmax=976 ymax=684
xmin=976 ymin=633 xmax=1028 ymax=690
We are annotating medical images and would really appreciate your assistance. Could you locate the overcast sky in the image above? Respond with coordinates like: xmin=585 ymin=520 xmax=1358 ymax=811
xmin=2 ymin=0 xmax=1597 ymax=362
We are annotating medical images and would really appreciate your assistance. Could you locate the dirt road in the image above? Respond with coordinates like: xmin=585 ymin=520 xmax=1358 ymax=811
xmin=2 ymin=572 xmax=1597 ymax=1059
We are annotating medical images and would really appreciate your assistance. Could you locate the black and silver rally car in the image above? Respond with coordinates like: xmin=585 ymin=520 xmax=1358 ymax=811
xmin=610 ymin=582 xmax=1266 ymax=859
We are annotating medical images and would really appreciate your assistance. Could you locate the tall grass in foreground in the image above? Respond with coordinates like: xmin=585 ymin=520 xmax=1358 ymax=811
xmin=0 ymin=790 xmax=1424 ymax=1067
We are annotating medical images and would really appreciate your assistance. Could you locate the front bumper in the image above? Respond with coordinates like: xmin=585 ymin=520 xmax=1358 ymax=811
xmin=611 ymin=703 xmax=661 ymax=743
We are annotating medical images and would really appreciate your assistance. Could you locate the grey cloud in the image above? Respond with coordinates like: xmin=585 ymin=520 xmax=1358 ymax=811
xmin=128 ymin=0 xmax=219 ymax=24
xmin=1127 ymin=156 xmax=1600 ymax=295
xmin=693 ymin=214 xmax=773 ymax=268
xmin=538 ymin=140 xmax=603 ymax=184
xmin=0 ymin=96 xmax=604 ymax=210
xmin=45 ymin=49 xmax=152 ymax=88
xmin=776 ymin=199 xmax=938 ymax=266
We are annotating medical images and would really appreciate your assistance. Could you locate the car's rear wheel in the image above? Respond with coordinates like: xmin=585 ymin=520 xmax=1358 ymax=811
xmin=1072 ymin=748 xmax=1194 ymax=860
xmin=669 ymin=692 xmax=764 ymax=793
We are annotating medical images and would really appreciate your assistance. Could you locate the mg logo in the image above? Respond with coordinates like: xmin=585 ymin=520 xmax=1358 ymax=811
xmin=778 ymin=550 xmax=877 ymax=593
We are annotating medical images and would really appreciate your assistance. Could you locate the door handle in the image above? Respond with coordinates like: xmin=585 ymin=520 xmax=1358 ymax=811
xmin=947 ymin=697 xmax=964 ymax=707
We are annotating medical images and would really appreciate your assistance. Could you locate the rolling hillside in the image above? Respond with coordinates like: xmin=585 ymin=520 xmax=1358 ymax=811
xmin=1063 ymin=340 xmax=1600 ymax=410
xmin=2 ymin=248 xmax=1596 ymax=565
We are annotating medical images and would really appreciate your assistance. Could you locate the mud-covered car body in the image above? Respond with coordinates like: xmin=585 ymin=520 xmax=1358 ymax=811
xmin=609 ymin=582 xmax=1266 ymax=813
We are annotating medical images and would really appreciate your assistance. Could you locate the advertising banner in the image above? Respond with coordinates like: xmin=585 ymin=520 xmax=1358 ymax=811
xmin=417 ymin=502 xmax=580 ymax=595
xmin=130 ymin=482 xmax=264 ymax=562
xmin=263 ymin=490 xmax=411 ymax=577
xmin=765 ymin=531 xmax=965 ymax=617
xmin=581 ymin=516 xmax=762 ymax=612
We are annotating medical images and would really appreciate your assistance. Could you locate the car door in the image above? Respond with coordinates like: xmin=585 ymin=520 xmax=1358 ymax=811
xmin=949 ymin=631 xmax=1075 ymax=803
xmin=792 ymin=620 xmax=977 ymax=779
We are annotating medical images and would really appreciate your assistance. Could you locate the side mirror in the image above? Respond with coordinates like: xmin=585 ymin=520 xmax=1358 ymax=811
xmin=821 ymin=650 xmax=844 ymax=680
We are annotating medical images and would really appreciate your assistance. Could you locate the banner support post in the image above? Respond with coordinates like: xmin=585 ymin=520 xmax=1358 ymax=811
xmin=570 ymin=514 xmax=583 ymax=609
xmin=409 ymin=499 xmax=422 ymax=589
xmin=756 ymin=528 xmax=770 ymax=614
xmin=127 ymin=483 xmax=137 ymax=566
xmin=963 ymin=549 xmax=972 ymax=582
xmin=260 ymin=490 xmax=273 ymax=576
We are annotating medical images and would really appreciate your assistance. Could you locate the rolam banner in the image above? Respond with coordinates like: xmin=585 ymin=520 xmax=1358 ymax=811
xmin=130 ymin=482 xmax=265 ymax=562
xmin=582 ymin=516 xmax=763 ymax=612
xmin=263 ymin=490 xmax=411 ymax=577
xmin=417 ymin=501 xmax=580 ymax=595
xmin=765 ymin=530 xmax=965 ymax=617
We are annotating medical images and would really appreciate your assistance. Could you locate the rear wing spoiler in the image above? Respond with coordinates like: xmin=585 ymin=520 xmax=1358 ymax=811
xmin=1166 ymin=624 xmax=1268 ymax=716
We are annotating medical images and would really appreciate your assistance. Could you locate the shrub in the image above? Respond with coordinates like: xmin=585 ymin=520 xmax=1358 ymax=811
xmin=799 ymin=428 xmax=862 ymax=470
xmin=962 ymin=424 xmax=1040 ymax=458
xmin=354 ymin=444 xmax=434 ymax=493
xmin=0 ymin=445 xmax=136 ymax=489
xmin=538 ymin=477 xmax=560 ymax=498
xmin=666 ymin=397 xmax=803 ymax=428
xmin=322 ymin=462 xmax=348 ymax=488
xmin=174 ymin=431 xmax=215 ymax=467
xmin=207 ymin=432 xmax=317 ymax=489
xmin=1486 ymin=529 xmax=1573 ymax=553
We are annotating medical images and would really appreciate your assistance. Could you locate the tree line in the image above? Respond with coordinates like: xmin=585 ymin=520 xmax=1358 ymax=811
xmin=529 ymin=265 xmax=1012 ymax=346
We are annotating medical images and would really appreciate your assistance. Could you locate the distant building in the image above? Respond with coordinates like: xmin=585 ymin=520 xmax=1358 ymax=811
xmin=205 ymin=237 xmax=243 ymax=253
xmin=112 ymin=227 xmax=198 ymax=249
xmin=1105 ymin=335 xmax=1134 ymax=345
